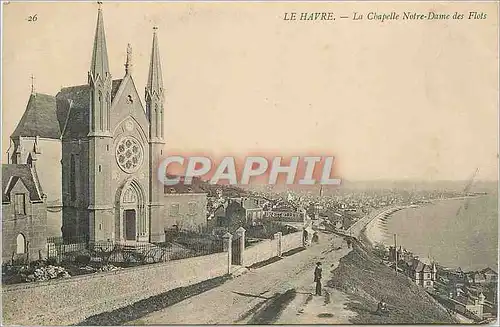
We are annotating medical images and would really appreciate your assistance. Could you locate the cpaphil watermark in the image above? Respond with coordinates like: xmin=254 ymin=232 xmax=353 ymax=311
xmin=158 ymin=156 xmax=342 ymax=186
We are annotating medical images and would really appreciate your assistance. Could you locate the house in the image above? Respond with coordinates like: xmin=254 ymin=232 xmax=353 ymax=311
xmin=480 ymin=268 xmax=497 ymax=283
xmin=163 ymin=181 xmax=208 ymax=233
xmin=405 ymin=258 xmax=437 ymax=288
xmin=227 ymin=197 xmax=264 ymax=225
xmin=451 ymin=293 xmax=485 ymax=320
xmin=2 ymin=164 xmax=47 ymax=263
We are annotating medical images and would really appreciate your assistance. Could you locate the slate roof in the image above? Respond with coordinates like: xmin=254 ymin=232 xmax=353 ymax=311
xmin=409 ymin=258 xmax=433 ymax=273
xmin=2 ymin=164 xmax=44 ymax=203
xmin=164 ymin=175 xmax=206 ymax=194
xmin=56 ymin=79 xmax=122 ymax=139
xmin=480 ymin=267 xmax=497 ymax=276
xmin=11 ymin=93 xmax=60 ymax=139
xmin=11 ymin=80 xmax=124 ymax=140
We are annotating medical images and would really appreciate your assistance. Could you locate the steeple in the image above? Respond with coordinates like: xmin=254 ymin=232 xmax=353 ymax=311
xmin=89 ymin=2 xmax=110 ymax=82
xmin=88 ymin=2 xmax=112 ymax=136
xmin=125 ymin=43 xmax=133 ymax=76
xmin=145 ymin=26 xmax=164 ymax=140
xmin=146 ymin=27 xmax=163 ymax=94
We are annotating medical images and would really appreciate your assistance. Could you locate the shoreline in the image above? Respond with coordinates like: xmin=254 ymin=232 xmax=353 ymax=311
xmin=360 ymin=194 xmax=485 ymax=248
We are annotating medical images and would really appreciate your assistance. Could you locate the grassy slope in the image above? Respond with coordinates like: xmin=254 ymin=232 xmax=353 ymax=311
xmin=328 ymin=240 xmax=459 ymax=324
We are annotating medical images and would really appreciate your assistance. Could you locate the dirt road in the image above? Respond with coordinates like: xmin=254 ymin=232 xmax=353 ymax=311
xmin=133 ymin=232 xmax=355 ymax=325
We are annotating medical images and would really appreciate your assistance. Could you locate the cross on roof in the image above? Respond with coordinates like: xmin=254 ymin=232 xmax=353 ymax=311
xmin=30 ymin=74 xmax=35 ymax=94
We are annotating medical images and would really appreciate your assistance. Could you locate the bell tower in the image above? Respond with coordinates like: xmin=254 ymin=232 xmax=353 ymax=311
xmin=146 ymin=27 xmax=166 ymax=242
xmin=87 ymin=2 xmax=114 ymax=242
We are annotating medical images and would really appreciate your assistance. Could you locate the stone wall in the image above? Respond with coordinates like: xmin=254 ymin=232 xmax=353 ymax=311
xmin=2 ymin=251 xmax=228 ymax=326
xmin=243 ymin=231 xmax=303 ymax=267
xmin=244 ymin=239 xmax=278 ymax=267
xmin=281 ymin=231 xmax=303 ymax=253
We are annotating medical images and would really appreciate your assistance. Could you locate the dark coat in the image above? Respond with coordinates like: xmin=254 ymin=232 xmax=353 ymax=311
xmin=314 ymin=266 xmax=322 ymax=282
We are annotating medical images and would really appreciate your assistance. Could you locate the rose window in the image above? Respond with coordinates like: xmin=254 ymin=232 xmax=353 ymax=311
xmin=116 ymin=137 xmax=143 ymax=173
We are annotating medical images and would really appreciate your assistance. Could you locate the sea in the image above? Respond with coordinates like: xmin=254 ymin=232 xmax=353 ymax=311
xmin=385 ymin=192 xmax=498 ymax=272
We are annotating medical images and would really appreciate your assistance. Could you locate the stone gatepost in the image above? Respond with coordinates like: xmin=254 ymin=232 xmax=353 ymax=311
xmin=222 ymin=232 xmax=233 ymax=275
xmin=235 ymin=227 xmax=246 ymax=266
xmin=274 ymin=232 xmax=282 ymax=257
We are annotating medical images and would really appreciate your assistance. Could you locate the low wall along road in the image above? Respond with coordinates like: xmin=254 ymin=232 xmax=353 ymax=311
xmin=2 ymin=231 xmax=305 ymax=325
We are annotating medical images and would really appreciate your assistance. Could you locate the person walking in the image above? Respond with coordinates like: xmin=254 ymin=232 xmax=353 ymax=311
xmin=346 ymin=237 xmax=352 ymax=249
xmin=314 ymin=262 xmax=322 ymax=296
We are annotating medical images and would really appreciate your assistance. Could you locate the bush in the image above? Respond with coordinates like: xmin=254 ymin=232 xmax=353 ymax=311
xmin=75 ymin=254 xmax=91 ymax=266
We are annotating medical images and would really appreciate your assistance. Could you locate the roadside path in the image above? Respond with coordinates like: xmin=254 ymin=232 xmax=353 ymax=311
xmin=132 ymin=233 xmax=354 ymax=325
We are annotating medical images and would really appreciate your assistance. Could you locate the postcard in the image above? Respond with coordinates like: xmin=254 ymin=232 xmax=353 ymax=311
xmin=1 ymin=1 xmax=498 ymax=325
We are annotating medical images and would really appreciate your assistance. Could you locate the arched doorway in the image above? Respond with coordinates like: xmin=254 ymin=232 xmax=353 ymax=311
xmin=117 ymin=179 xmax=147 ymax=242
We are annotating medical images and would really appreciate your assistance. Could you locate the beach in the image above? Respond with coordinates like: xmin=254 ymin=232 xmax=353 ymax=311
xmin=362 ymin=194 xmax=498 ymax=270
xmin=362 ymin=205 xmax=410 ymax=246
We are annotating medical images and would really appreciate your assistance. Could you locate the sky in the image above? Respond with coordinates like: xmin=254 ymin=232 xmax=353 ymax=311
xmin=2 ymin=2 xmax=498 ymax=181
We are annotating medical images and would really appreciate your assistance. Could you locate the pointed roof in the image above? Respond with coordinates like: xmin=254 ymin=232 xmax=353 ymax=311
xmin=2 ymin=164 xmax=44 ymax=203
xmin=56 ymin=79 xmax=122 ymax=139
xmin=11 ymin=93 xmax=62 ymax=139
xmin=90 ymin=5 xmax=110 ymax=80
xmin=146 ymin=27 xmax=163 ymax=94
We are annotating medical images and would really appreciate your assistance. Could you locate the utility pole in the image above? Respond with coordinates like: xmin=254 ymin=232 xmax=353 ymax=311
xmin=394 ymin=234 xmax=398 ymax=275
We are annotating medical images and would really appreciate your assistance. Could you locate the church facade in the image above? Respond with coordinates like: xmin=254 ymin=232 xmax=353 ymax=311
xmin=5 ymin=5 xmax=207 ymax=249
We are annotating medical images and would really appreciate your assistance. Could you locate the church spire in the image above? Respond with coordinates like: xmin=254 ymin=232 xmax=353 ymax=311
xmin=146 ymin=27 xmax=163 ymax=96
xmin=89 ymin=2 xmax=110 ymax=81
xmin=125 ymin=43 xmax=133 ymax=76
xmin=145 ymin=26 xmax=165 ymax=141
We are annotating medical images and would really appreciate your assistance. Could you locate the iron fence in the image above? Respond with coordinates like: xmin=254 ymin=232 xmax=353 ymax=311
xmin=46 ymin=235 xmax=224 ymax=265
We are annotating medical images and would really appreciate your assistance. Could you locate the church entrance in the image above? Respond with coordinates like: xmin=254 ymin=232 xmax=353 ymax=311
xmin=117 ymin=179 xmax=148 ymax=243
xmin=124 ymin=209 xmax=136 ymax=241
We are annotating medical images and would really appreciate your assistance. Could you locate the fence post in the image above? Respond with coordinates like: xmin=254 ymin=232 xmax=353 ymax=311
xmin=274 ymin=232 xmax=282 ymax=257
xmin=235 ymin=227 xmax=246 ymax=266
xmin=222 ymin=232 xmax=233 ymax=275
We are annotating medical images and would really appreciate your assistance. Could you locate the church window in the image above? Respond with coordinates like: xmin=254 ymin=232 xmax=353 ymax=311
xmin=98 ymin=165 xmax=102 ymax=173
xmin=115 ymin=136 xmax=144 ymax=174
xmin=123 ymin=187 xmax=137 ymax=203
xmin=70 ymin=154 xmax=77 ymax=201
xmin=106 ymin=145 xmax=109 ymax=151
xmin=170 ymin=203 xmax=179 ymax=216
xmin=91 ymin=92 xmax=95 ymax=131
xmin=99 ymin=91 xmax=103 ymax=130
xmin=14 ymin=194 xmax=26 ymax=215
xmin=16 ymin=234 xmax=26 ymax=254
xmin=160 ymin=109 xmax=163 ymax=138
xmin=107 ymin=92 xmax=110 ymax=130
xmin=155 ymin=104 xmax=159 ymax=136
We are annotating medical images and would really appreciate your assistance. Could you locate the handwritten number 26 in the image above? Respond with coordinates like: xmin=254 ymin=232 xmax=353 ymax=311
xmin=28 ymin=14 xmax=37 ymax=22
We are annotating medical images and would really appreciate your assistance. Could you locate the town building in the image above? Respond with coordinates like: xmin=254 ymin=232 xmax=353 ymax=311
xmin=2 ymin=165 xmax=47 ymax=262
xmin=404 ymin=258 xmax=438 ymax=288
xmin=4 ymin=5 xmax=207 ymax=247
xmin=163 ymin=182 xmax=208 ymax=233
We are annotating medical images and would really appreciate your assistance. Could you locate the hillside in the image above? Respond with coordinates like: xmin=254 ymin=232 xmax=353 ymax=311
xmin=328 ymin=240 xmax=458 ymax=324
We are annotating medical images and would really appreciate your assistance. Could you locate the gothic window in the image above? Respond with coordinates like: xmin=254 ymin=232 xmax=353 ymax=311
xmin=160 ymin=109 xmax=163 ymax=138
xmin=91 ymin=92 xmax=95 ymax=131
xmin=123 ymin=187 xmax=137 ymax=203
xmin=99 ymin=91 xmax=103 ymax=130
xmin=14 ymin=194 xmax=26 ymax=215
xmin=115 ymin=137 xmax=144 ymax=174
xmin=170 ymin=203 xmax=179 ymax=216
xmin=107 ymin=92 xmax=111 ymax=130
xmin=70 ymin=154 xmax=76 ymax=201
xmin=16 ymin=234 xmax=26 ymax=254
xmin=155 ymin=104 xmax=159 ymax=136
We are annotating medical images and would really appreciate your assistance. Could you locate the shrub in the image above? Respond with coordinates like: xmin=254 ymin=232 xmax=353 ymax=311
xmin=75 ymin=254 xmax=91 ymax=266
